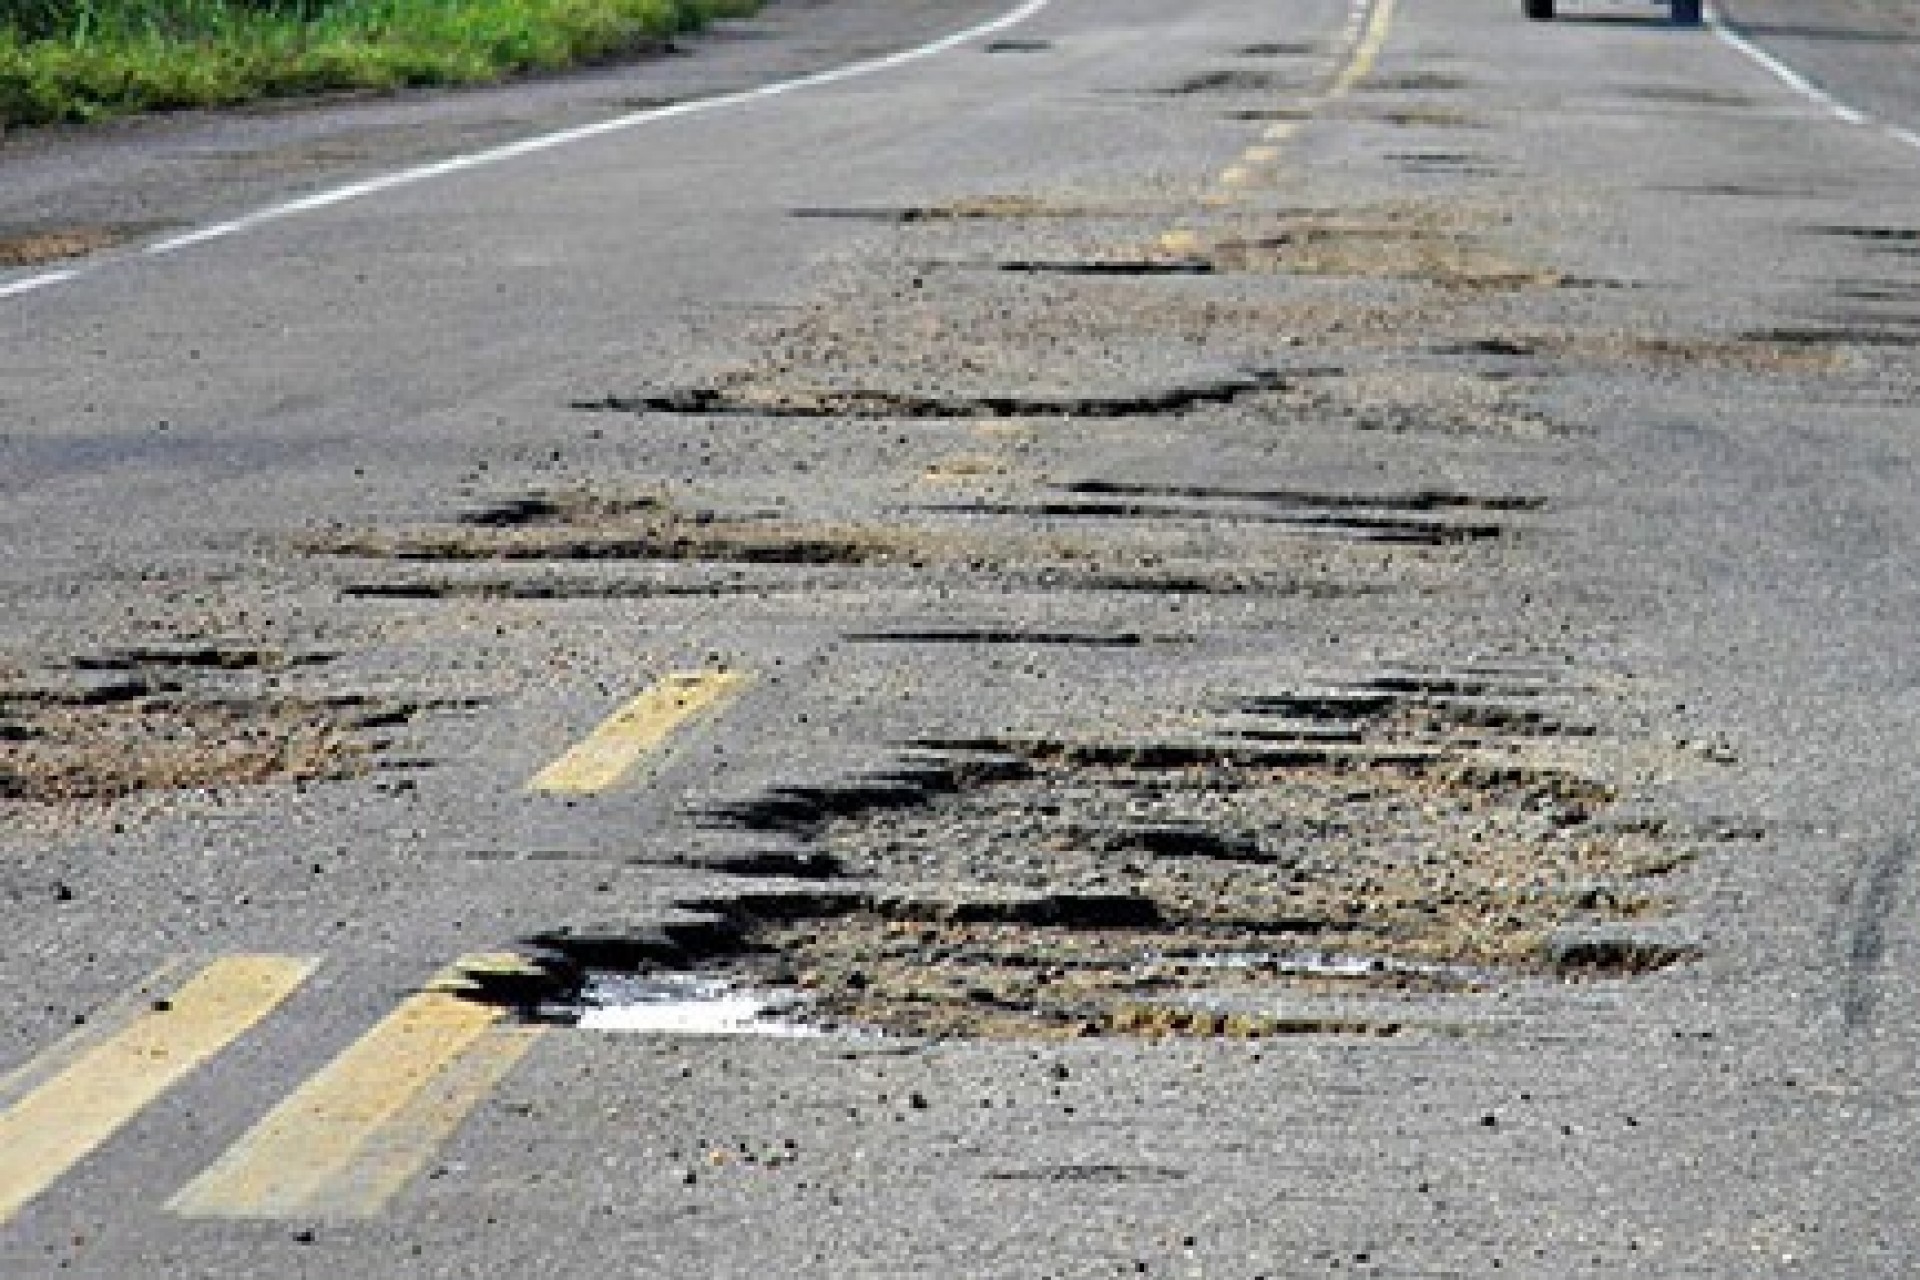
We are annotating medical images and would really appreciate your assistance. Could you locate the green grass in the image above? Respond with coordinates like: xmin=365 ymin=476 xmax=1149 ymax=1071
xmin=0 ymin=0 xmax=756 ymax=128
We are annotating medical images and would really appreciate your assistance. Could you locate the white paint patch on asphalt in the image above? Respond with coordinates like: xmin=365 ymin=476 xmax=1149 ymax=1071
xmin=1708 ymin=2 xmax=1920 ymax=156
xmin=2 ymin=0 xmax=1055 ymax=299
xmin=577 ymin=973 xmax=817 ymax=1036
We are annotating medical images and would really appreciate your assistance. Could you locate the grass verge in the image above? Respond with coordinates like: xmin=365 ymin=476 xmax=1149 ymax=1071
xmin=0 ymin=0 xmax=756 ymax=129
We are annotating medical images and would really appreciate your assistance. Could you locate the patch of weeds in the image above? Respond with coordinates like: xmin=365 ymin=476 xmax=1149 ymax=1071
xmin=0 ymin=0 xmax=756 ymax=128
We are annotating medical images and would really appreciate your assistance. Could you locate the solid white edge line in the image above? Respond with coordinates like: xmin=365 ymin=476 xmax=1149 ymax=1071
xmin=0 ymin=268 xmax=80 ymax=298
xmin=8 ymin=0 xmax=1054 ymax=292
xmin=1706 ymin=3 xmax=1872 ymax=129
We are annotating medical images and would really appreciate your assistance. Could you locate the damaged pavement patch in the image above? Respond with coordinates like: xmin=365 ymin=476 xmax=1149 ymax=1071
xmin=0 ymin=647 xmax=435 ymax=804
xmin=490 ymin=675 xmax=1703 ymax=1042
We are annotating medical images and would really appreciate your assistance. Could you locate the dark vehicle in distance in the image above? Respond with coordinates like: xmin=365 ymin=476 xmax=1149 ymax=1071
xmin=1526 ymin=0 xmax=1702 ymax=25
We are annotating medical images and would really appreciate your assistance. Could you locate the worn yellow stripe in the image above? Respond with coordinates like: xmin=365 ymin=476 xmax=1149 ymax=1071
xmin=0 ymin=957 xmax=200 ymax=1110
xmin=1158 ymin=229 xmax=1203 ymax=256
xmin=1330 ymin=0 xmax=1397 ymax=99
xmin=0 ymin=955 xmax=316 ymax=1224
xmin=527 ymin=669 xmax=749 ymax=796
xmin=168 ymin=957 xmax=539 ymax=1220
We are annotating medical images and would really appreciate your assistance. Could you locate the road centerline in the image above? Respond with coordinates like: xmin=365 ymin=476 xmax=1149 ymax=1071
xmin=0 ymin=955 xmax=317 ymax=1225
xmin=528 ymin=669 xmax=751 ymax=797
xmin=166 ymin=956 xmax=540 ymax=1220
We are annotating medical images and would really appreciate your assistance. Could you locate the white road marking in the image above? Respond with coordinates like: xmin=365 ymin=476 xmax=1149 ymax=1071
xmin=0 ymin=268 xmax=80 ymax=298
xmin=2 ymin=0 xmax=1055 ymax=299
xmin=1708 ymin=3 xmax=1918 ymax=154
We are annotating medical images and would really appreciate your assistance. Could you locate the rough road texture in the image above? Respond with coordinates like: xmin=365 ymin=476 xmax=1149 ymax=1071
xmin=2 ymin=0 xmax=1919 ymax=1274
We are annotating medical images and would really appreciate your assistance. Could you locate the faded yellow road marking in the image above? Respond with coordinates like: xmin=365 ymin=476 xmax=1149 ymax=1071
xmin=1329 ymin=0 xmax=1397 ymax=99
xmin=527 ymin=668 xmax=749 ymax=796
xmin=1186 ymin=0 xmax=1398 ymax=238
xmin=920 ymin=454 xmax=1005 ymax=484
xmin=1157 ymin=229 xmax=1203 ymax=256
xmin=168 ymin=956 xmax=540 ymax=1220
xmin=0 ymin=955 xmax=316 ymax=1224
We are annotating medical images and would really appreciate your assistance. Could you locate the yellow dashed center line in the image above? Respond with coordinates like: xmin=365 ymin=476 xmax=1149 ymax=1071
xmin=1329 ymin=0 xmax=1398 ymax=100
xmin=168 ymin=956 xmax=539 ymax=1220
xmin=1181 ymin=0 xmax=1398 ymax=220
xmin=0 ymin=955 xmax=316 ymax=1225
xmin=1158 ymin=229 xmax=1205 ymax=256
xmin=527 ymin=668 xmax=750 ymax=796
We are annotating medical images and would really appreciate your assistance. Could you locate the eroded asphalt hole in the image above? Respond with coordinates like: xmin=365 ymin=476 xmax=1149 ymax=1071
xmin=788 ymin=196 xmax=1088 ymax=223
xmin=571 ymin=367 xmax=1301 ymax=421
xmin=474 ymin=676 xmax=1710 ymax=1042
xmin=996 ymin=259 xmax=1216 ymax=277
xmin=309 ymin=481 xmax=1406 ymax=601
xmin=0 ymin=647 xmax=439 ymax=804
xmin=1155 ymin=69 xmax=1284 ymax=96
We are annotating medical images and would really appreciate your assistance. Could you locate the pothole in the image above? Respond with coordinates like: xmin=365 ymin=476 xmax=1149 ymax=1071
xmin=920 ymin=478 xmax=1535 ymax=545
xmin=309 ymin=486 xmax=1411 ymax=596
xmin=1194 ymin=209 xmax=1564 ymax=290
xmin=605 ymin=676 xmax=1703 ymax=1038
xmin=1221 ymin=107 xmax=1314 ymax=122
xmin=996 ymin=259 xmax=1216 ymax=277
xmin=0 ymin=649 xmax=428 ymax=804
xmin=1433 ymin=331 xmax=1845 ymax=375
xmin=1807 ymin=226 xmax=1920 ymax=260
xmin=1390 ymin=152 xmax=1503 ymax=177
xmin=1055 ymin=479 xmax=1545 ymax=513
xmin=339 ymin=576 xmax=773 ymax=601
xmin=788 ymin=196 xmax=1099 ymax=223
xmin=1741 ymin=326 xmax=1919 ymax=350
xmin=1155 ymin=69 xmax=1286 ymax=96
xmin=1282 ymin=368 xmax=1567 ymax=438
xmin=1363 ymin=73 xmax=1471 ymax=93
xmin=1617 ymin=84 xmax=1755 ymax=108
xmin=841 ymin=629 xmax=1164 ymax=647
xmin=1833 ymin=281 xmax=1920 ymax=303
xmin=68 ymin=642 xmax=335 ymax=672
xmin=307 ymin=498 xmax=933 ymax=568
xmin=573 ymin=368 xmax=1300 ymax=421
xmin=1376 ymin=108 xmax=1482 ymax=128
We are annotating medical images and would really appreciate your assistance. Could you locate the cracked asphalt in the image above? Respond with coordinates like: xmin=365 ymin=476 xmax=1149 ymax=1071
xmin=3 ymin=0 xmax=1920 ymax=1272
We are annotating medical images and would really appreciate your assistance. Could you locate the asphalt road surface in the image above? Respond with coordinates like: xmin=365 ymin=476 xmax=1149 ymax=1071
xmin=2 ymin=0 xmax=1918 ymax=1273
